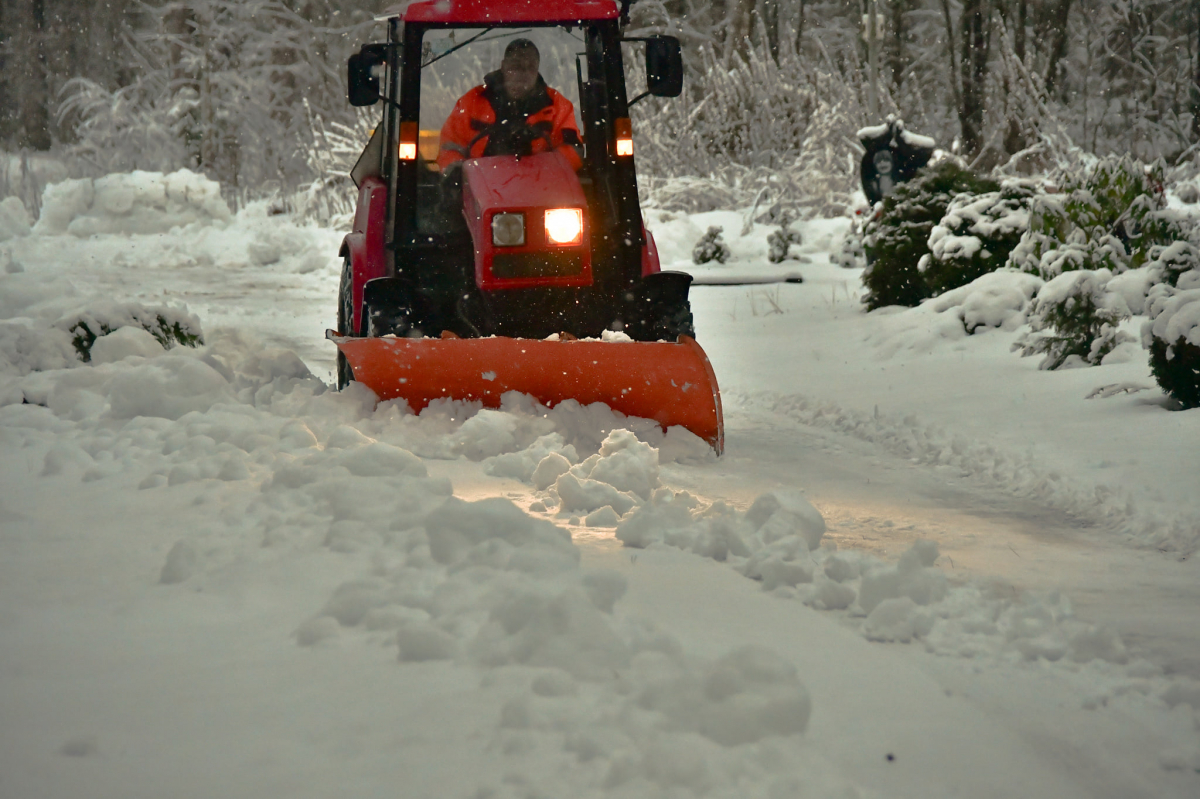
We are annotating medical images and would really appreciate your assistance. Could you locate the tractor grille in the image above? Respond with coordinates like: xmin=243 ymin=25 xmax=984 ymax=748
xmin=492 ymin=250 xmax=584 ymax=279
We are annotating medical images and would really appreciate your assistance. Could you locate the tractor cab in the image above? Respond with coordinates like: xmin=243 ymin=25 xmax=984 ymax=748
xmin=343 ymin=0 xmax=685 ymax=340
xmin=333 ymin=0 xmax=724 ymax=454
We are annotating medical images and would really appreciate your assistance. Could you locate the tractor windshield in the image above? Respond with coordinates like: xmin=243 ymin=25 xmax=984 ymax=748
xmin=417 ymin=26 xmax=584 ymax=168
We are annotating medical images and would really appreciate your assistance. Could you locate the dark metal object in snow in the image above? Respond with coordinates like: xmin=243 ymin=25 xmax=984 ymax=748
xmin=858 ymin=117 xmax=935 ymax=205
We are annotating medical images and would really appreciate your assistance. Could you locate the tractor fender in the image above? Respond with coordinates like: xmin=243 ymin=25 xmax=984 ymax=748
xmin=342 ymin=175 xmax=390 ymax=335
xmin=641 ymin=226 xmax=661 ymax=276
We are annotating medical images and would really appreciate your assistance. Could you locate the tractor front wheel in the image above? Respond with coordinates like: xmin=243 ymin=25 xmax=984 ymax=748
xmin=336 ymin=258 xmax=356 ymax=389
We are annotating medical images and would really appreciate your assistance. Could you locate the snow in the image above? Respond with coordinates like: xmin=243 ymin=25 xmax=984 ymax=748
xmin=1 ymin=172 xmax=1199 ymax=799
xmin=0 ymin=195 xmax=32 ymax=240
xmin=32 ymin=169 xmax=232 ymax=236
xmin=1145 ymin=287 xmax=1200 ymax=349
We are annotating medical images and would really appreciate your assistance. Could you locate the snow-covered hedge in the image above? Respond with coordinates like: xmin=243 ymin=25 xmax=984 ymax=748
xmin=33 ymin=169 xmax=231 ymax=237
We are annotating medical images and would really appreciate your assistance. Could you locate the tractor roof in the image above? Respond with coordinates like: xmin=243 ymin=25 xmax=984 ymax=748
xmin=381 ymin=0 xmax=619 ymax=25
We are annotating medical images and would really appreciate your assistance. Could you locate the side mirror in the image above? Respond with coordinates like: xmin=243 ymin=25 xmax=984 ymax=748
xmin=645 ymin=36 xmax=683 ymax=98
xmin=347 ymin=45 xmax=387 ymax=107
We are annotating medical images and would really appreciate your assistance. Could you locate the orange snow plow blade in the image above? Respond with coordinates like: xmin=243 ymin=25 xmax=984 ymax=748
xmin=333 ymin=334 xmax=724 ymax=454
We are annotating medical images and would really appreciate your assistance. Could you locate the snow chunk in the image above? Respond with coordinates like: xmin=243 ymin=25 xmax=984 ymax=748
xmin=90 ymin=326 xmax=165 ymax=363
xmin=105 ymin=357 xmax=236 ymax=420
xmin=397 ymin=621 xmax=460 ymax=662
xmin=638 ymin=645 xmax=812 ymax=746
xmin=331 ymin=441 xmax=427 ymax=478
xmin=0 ymin=320 xmax=78 ymax=376
xmin=424 ymin=496 xmax=576 ymax=568
xmin=532 ymin=451 xmax=572 ymax=490
xmin=863 ymin=597 xmax=922 ymax=642
xmin=584 ymin=506 xmax=622 ymax=527
xmin=555 ymin=472 xmax=638 ymax=516
xmin=570 ymin=428 xmax=660 ymax=499
xmin=484 ymin=433 xmax=578 ymax=482
xmin=745 ymin=489 xmax=826 ymax=550
xmin=856 ymin=540 xmax=945 ymax=614
xmin=159 ymin=540 xmax=200 ymax=584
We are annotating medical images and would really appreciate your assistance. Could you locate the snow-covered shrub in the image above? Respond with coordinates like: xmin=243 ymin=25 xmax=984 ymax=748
xmin=767 ymin=224 xmax=803 ymax=263
xmin=862 ymin=161 xmax=999 ymax=310
xmin=927 ymin=270 xmax=1045 ymax=334
xmin=1010 ymin=155 xmax=1189 ymax=279
xmin=920 ymin=182 xmax=1036 ymax=296
xmin=1148 ymin=241 xmax=1200 ymax=288
xmin=54 ymin=302 xmax=204 ymax=362
xmin=692 ymin=226 xmax=731 ymax=265
xmin=1015 ymin=269 xmax=1133 ymax=370
xmin=1142 ymin=287 xmax=1200 ymax=408
xmin=831 ymin=212 xmax=866 ymax=269
xmin=1174 ymin=180 xmax=1200 ymax=205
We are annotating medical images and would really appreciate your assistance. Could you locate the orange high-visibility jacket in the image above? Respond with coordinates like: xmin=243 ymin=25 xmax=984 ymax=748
xmin=438 ymin=71 xmax=583 ymax=170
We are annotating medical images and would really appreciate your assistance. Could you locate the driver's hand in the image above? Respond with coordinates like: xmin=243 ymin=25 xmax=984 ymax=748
xmin=508 ymin=124 xmax=537 ymax=156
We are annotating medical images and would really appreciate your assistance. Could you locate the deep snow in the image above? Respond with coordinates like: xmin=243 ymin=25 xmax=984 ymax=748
xmin=1 ymin=170 xmax=1199 ymax=798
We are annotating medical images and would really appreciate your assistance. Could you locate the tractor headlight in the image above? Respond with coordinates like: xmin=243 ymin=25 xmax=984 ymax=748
xmin=491 ymin=212 xmax=525 ymax=247
xmin=544 ymin=208 xmax=583 ymax=246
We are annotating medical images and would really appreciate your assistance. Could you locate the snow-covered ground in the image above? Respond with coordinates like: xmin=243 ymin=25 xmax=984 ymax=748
xmin=1 ymin=171 xmax=1199 ymax=798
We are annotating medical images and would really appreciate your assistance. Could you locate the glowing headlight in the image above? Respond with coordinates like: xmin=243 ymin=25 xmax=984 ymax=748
xmin=491 ymin=212 xmax=525 ymax=247
xmin=544 ymin=208 xmax=583 ymax=246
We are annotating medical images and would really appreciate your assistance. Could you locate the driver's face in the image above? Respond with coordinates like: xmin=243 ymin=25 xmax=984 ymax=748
xmin=501 ymin=54 xmax=539 ymax=100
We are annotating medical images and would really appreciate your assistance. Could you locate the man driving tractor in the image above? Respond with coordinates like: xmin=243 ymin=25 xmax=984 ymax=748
xmin=437 ymin=39 xmax=584 ymax=171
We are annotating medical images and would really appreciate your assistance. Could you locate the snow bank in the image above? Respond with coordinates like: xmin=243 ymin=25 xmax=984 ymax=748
xmin=0 ymin=196 xmax=32 ymax=241
xmin=867 ymin=270 xmax=1044 ymax=357
xmin=32 ymin=169 xmax=231 ymax=236
xmin=616 ymin=486 xmax=1142 ymax=672
xmin=734 ymin=389 xmax=1200 ymax=555
xmin=927 ymin=269 xmax=1043 ymax=333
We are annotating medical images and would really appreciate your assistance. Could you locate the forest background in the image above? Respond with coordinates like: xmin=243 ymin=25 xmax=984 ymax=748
xmin=2 ymin=1 xmax=1199 ymax=218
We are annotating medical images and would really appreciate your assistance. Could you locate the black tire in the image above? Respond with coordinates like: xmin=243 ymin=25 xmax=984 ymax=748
xmin=626 ymin=272 xmax=696 ymax=342
xmin=659 ymin=302 xmax=695 ymax=341
xmin=336 ymin=258 xmax=355 ymax=389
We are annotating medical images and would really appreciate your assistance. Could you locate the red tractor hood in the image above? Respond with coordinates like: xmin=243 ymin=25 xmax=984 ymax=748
xmin=462 ymin=152 xmax=592 ymax=290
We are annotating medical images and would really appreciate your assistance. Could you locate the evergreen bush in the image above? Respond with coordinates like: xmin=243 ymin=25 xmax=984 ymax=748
xmin=1009 ymin=155 xmax=1187 ymax=279
xmin=767 ymin=225 xmax=803 ymax=263
xmin=1015 ymin=269 xmax=1133 ymax=370
xmin=920 ymin=182 xmax=1037 ymax=295
xmin=831 ymin=213 xmax=866 ymax=269
xmin=1142 ymin=286 xmax=1200 ymax=408
xmin=55 ymin=302 xmax=204 ymax=362
xmin=1148 ymin=241 xmax=1200 ymax=288
xmin=692 ymin=226 xmax=731 ymax=265
xmin=861 ymin=161 xmax=999 ymax=310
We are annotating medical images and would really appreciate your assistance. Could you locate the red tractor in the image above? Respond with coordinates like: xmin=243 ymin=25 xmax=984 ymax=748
xmin=332 ymin=0 xmax=723 ymax=453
